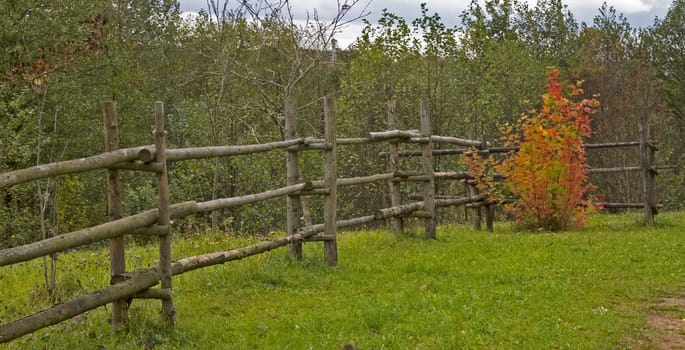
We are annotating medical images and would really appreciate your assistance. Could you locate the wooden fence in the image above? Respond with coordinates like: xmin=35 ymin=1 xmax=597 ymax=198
xmin=0 ymin=97 xmax=668 ymax=342
xmin=380 ymin=114 xmax=665 ymax=231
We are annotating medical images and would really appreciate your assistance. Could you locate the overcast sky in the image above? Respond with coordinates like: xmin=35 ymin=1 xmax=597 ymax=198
xmin=178 ymin=0 xmax=672 ymax=48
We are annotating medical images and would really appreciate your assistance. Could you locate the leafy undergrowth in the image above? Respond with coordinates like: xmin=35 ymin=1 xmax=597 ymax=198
xmin=1 ymin=212 xmax=684 ymax=349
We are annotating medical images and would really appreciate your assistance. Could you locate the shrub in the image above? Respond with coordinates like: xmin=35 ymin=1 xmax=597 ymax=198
xmin=466 ymin=67 xmax=602 ymax=231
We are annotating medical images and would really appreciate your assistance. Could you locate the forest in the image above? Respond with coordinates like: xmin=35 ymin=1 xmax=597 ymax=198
xmin=1 ymin=0 xmax=683 ymax=248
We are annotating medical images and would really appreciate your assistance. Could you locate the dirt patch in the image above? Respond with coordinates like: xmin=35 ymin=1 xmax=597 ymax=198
xmin=646 ymin=293 xmax=685 ymax=349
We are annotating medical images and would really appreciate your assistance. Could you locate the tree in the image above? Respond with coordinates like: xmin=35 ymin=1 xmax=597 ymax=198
xmin=168 ymin=0 xmax=367 ymax=234
xmin=649 ymin=0 xmax=685 ymax=209
xmin=458 ymin=0 xmax=547 ymax=139
xmin=515 ymin=0 xmax=579 ymax=68
xmin=0 ymin=0 xmax=185 ymax=298
xmin=568 ymin=3 xmax=660 ymax=206
xmin=338 ymin=6 xmax=456 ymax=219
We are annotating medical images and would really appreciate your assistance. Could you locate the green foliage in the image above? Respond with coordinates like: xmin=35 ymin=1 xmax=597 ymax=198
xmin=56 ymin=176 xmax=90 ymax=234
xmin=0 ymin=0 xmax=187 ymax=243
xmin=653 ymin=0 xmax=685 ymax=123
xmin=649 ymin=0 xmax=685 ymax=209
xmin=0 ymin=0 xmax=683 ymax=239
xmin=515 ymin=0 xmax=579 ymax=66
xmin=2 ymin=212 xmax=685 ymax=348
xmin=0 ymin=88 xmax=41 ymax=247
xmin=458 ymin=0 xmax=551 ymax=138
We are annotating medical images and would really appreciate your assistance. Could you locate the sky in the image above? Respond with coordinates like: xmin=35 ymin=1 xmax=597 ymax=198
xmin=177 ymin=0 xmax=672 ymax=48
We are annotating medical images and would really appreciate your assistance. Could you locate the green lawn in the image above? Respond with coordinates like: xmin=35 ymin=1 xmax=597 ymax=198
xmin=1 ymin=212 xmax=684 ymax=349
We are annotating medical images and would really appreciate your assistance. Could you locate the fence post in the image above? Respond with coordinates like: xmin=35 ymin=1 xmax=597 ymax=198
xmin=323 ymin=96 xmax=338 ymax=266
xmin=103 ymin=101 xmax=126 ymax=329
xmin=469 ymin=141 xmax=482 ymax=230
xmin=639 ymin=117 xmax=656 ymax=226
xmin=155 ymin=102 xmax=176 ymax=324
xmin=470 ymin=190 xmax=483 ymax=229
xmin=285 ymin=95 xmax=304 ymax=260
xmin=420 ymin=100 xmax=436 ymax=239
xmin=482 ymin=136 xmax=494 ymax=232
xmin=387 ymin=99 xmax=403 ymax=234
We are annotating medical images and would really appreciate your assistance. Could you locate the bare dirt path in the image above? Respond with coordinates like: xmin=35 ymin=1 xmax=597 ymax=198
xmin=645 ymin=293 xmax=685 ymax=349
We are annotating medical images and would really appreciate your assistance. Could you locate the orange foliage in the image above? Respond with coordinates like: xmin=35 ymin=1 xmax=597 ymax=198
xmin=466 ymin=67 xmax=602 ymax=231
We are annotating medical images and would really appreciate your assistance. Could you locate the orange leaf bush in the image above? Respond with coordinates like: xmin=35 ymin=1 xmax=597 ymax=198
xmin=466 ymin=67 xmax=602 ymax=231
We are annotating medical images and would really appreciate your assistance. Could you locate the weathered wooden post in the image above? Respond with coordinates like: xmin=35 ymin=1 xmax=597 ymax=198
xmin=639 ymin=117 xmax=656 ymax=226
xmin=420 ymin=100 xmax=436 ymax=239
xmin=285 ymin=95 xmax=304 ymax=260
xmin=469 ymin=145 xmax=482 ymax=231
xmin=482 ymin=136 xmax=494 ymax=232
xmin=103 ymin=101 xmax=126 ymax=329
xmin=483 ymin=199 xmax=494 ymax=231
xmin=387 ymin=99 xmax=403 ymax=234
xmin=323 ymin=95 xmax=338 ymax=266
xmin=155 ymin=102 xmax=176 ymax=324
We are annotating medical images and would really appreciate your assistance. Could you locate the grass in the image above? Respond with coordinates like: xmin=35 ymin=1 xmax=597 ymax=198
xmin=1 ymin=212 xmax=685 ymax=349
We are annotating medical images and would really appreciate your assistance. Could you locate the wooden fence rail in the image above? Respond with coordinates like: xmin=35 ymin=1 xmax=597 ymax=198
xmin=378 ymin=120 xmax=669 ymax=230
xmin=0 ymin=146 xmax=155 ymax=189
xmin=0 ymin=202 xmax=198 ymax=266
xmin=0 ymin=196 xmax=432 ymax=342
xmin=379 ymin=142 xmax=657 ymax=158
xmin=0 ymin=97 xmax=670 ymax=343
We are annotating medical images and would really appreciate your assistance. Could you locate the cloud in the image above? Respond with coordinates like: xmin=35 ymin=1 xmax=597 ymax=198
xmin=566 ymin=0 xmax=652 ymax=13
xmin=179 ymin=0 xmax=206 ymax=12
xmin=177 ymin=0 xmax=670 ymax=47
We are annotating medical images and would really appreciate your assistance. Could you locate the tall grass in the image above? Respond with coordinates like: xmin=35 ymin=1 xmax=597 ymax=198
xmin=1 ymin=212 xmax=684 ymax=349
